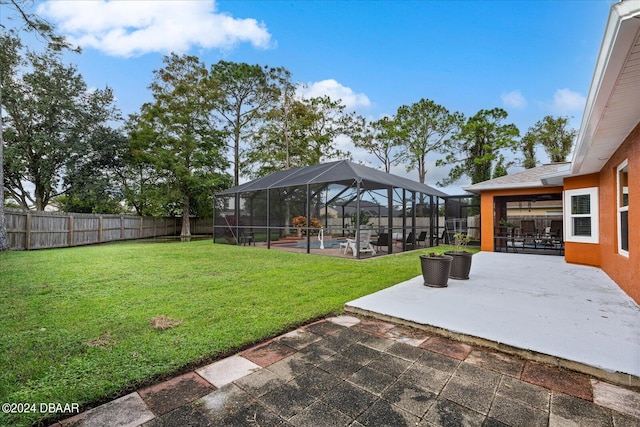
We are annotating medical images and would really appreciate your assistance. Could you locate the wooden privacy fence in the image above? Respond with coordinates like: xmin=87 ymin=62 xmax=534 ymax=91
xmin=4 ymin=209 xmax=190 ymax=250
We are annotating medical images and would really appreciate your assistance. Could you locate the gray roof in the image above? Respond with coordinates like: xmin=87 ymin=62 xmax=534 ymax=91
xmin=463 ymin=163 xmax=571 ymax=193
xmin=216 ymin=160 xmax=448 ymax=197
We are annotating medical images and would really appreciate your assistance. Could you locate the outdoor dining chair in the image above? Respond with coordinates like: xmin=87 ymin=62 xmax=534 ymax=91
xmin=372 ymin=232 xmax=389 ymax=250
xmin=520 ymin=220 xmax=537 ymax=238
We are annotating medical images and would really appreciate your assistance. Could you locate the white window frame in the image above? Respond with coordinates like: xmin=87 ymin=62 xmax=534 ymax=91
xmin=564 ymin=187 xmax=599 ymax=244
xmin=617 ymin=160 xmax=629 ymax=257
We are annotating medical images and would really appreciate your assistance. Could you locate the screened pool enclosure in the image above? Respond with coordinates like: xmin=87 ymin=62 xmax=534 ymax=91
xmin=213 ymin=160 xmax=449 ymax=258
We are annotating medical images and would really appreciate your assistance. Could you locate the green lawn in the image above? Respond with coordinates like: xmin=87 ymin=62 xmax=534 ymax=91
xmin=0 ymin=240 xmax=457 ymax=426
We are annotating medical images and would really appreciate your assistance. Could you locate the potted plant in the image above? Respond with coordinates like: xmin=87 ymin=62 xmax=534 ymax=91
xmin=444 ymin=232 xmax=473 ymax=279
xmin=419 ymin=252 xmax=453 ymax=288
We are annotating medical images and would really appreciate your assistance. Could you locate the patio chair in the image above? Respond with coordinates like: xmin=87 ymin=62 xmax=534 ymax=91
xmin=397 ymin=232 xmax=415 ymax=249
xmin=371 ymin=232 xmax=389 ymax=250
xmin=238 ymin=230 xmax=255 ymax=246
xmin=416 ymin=231 xmax=427 ymax=248
xmin=549 ymin=220 xmax=564 ymax=253
xmin=550 ymin=220 xmax=563 ymax=240
xmin=520 ymin=220 xmax=537 ymax=238
xmin=347 ymin=229 xmax=376 ymax=257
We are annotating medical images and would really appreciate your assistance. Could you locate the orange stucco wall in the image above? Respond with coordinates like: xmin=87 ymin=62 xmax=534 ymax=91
xmin=479 ymin=187 xmax=563 ymax=252
xmin=597 ymin=122 xmax=640 ymax=304
xmin=564 ymin=174 xmax=601 ymax=267
xmin=476 ymin=122 xmax=639 ymax=304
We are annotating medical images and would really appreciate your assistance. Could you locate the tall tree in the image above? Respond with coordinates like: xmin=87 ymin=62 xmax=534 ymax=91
xmin=289 ymin=95 xmax=355 ymax=165
xmin=0 ymin=32 xmax=22 ymax=250
xmin=438 ymin=108 xmax=520 ymax=185
xmin=247 ymin=95 xmax=355 ymax=175
xmin=128 ymin=53 xmax=230 ymax=239
xmin=208 ymin=61 xmax=285 ymax=186
xmin=244 ymin=69 xmax=298 ymax=177
xmin=520 ymin=132 xmax=538 ymax=169
xmin=58 ymin=126 xmax=128 ymax=213
xmin=0 ymin=0 xmax=76 ymax=250
xmin=392 ymin=99 xmax=462 ymax=184
xmin=2 ymin=40 xmax=118 ymax=210
xmin=526 ymin=115 xmax=576 ymax=163
xmin=352 ymin=116 xmax=402 ymax=173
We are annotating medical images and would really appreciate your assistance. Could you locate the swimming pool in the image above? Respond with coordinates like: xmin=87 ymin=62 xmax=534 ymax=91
xmin=282 ymin=241 xmax=344 ymax=249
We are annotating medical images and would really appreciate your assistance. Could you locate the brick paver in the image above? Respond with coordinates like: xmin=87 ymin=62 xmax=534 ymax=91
xmin=57 ymin=315 xmax=640 ymax=427
xmin=522 ymin=361 xmax=593 ymax=401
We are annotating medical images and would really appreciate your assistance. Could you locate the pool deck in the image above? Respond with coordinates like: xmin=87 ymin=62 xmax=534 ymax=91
xmin=345 ymin=251 xmax=640 ymax=388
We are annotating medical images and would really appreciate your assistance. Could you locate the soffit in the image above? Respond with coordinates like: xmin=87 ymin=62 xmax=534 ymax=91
xmin=572 ymin=5 xmax=640 ymax=175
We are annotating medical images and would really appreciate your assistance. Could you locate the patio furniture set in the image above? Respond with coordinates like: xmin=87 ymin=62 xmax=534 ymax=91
xmin=495 ymin=220 xmax=564 ymax=254
xmin=340 ymin=230 xmax=431 ymax=257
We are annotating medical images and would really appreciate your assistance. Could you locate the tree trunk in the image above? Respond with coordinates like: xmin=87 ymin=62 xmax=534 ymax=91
xmin=181 ymin=194 xmax=191 ymax=241
xmin=0 ymin=77 xmax=8 ymax=251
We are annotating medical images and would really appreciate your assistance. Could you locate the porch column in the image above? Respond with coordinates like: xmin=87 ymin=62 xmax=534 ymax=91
xmin=482 ymin=193 xmax=500 ymax=252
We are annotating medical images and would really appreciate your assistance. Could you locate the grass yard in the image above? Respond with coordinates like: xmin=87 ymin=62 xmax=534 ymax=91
xmin=0 ymin=240 xmax=459 ymax=426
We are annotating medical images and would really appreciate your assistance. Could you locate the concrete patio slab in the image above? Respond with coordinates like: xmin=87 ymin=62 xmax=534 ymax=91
xmin=345 ymin=252 xmax=640 ymax=385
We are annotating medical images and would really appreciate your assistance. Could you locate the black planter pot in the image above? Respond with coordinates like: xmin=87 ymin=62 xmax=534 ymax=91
xmin=419 ymin=254 xmax=452 ymax=287
xmin=444 ymin=251 xmax=473 ymax=279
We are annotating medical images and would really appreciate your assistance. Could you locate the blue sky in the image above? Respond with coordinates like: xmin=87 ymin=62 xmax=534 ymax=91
xmin=8 ymin=0 xmax=615 ymax=193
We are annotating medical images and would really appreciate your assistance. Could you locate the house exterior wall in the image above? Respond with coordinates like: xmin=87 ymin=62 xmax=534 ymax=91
xmin=598 ymin=122 xmax=639 ymax=304
xmin=563 ymin=173 xmax=601 ymax=267
xmin=479 ymin=187 xmax=563 ymax=252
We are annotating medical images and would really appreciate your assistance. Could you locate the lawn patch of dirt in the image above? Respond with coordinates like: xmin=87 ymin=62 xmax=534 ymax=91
xmin=150 ymin=315 xmax=183 ymax=331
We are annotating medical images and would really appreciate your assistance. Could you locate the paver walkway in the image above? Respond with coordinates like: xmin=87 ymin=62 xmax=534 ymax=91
xmin=56 ymin=315 xmax=640 ymax=427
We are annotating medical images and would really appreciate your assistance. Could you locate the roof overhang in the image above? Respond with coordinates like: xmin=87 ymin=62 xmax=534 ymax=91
xmin=463 ymin=181 xmax=545 ymax=194
xmin=462 ymin=163 xmax=570 ymax=194
xmin=572 ymin=1 xmax=640 ymax=176
xmin=539 ymin=167 xmax=572 ymax=186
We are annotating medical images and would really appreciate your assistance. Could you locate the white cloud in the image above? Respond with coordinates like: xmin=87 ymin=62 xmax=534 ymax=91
xmin=37 ymin=0 xmax=272 ymax=57
xmin=296 ymin=79 xmax=371 ymax=110
xmin=548 ymin=88 xmax=586 ymax=114
xmin=501 ymin=90 xmax=527 ymax=109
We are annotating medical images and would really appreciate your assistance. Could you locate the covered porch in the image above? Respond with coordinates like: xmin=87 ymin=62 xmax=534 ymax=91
xmin=464 ymin=163 xmax=569 ymax=256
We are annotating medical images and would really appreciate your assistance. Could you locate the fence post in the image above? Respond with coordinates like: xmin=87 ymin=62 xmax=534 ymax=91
xmin=68 ymin=215 xmax=74 ymax=247
xmin=120 ymin=216 xmax=124 ymax=239
xmin=140 ymin=216 xmax=143 ymax=239
xmin=98 ymin=216 xmax=103 ymax=243
xmin=153 ymin=217 xmax=157 ymax=237
xmin=25 ymin=212 xmax=31 ymax=250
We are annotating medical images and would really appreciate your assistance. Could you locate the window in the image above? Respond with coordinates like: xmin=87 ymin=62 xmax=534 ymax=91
xmin=618 ymin=161 xmax=629 ymax=256
xmin=564 ymin=187 xmax=599 ymax=243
